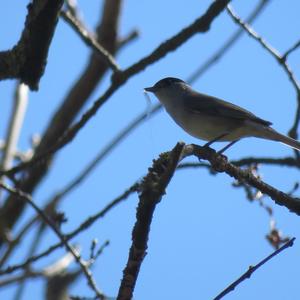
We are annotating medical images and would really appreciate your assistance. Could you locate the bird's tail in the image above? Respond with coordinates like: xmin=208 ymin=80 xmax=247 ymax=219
xmin=256 ymin=127 xmax=300 ymax=151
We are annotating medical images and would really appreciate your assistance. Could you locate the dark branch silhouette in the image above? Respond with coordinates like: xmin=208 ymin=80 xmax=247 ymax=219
xmin=117 ymin=143 xmax=185 ymax=300
xmin=0 ymin=0 xmax=64 ymax=89
xmin=214 ymin=237 xmax=295 ymax=300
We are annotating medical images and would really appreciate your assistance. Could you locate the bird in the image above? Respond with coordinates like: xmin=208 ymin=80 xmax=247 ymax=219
xmin=144 ymin=77 xmax=300 ymax=153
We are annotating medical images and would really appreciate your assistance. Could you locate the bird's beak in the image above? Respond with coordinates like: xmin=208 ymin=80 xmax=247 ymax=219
xmin=144 ymin=86 xmax=156 ymax=93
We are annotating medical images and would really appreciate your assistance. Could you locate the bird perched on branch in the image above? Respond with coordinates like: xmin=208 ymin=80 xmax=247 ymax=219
xmin=145 ymin=77 xmax=300 ymax=153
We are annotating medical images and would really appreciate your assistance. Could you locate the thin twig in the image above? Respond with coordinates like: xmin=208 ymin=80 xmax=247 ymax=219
xmin=0 ymin=83 xmax=29 ymax=172
xmin=282 ymin=38 xmax=300 ymax=60
xmin=226 ymin=4 xmax=300 ymax=139
xmin=54 ymin=105 xmax=160 ymax=200
xmin=226 ymin=4 xmax=300 ymax=91
xmin=0 ymin=183 xmax=138 ymax=276
xmin=0 ymin=183 xmax=106 ymax=300
xmin=0 ymin=270 xmax=43 ymax=288
xmin=65 ymin=0 xmax=79 ymax=18
xmin=12 ymin=221 xmax=47 ymax=300
xmin=61 ymin=10 xmax=120 ymax=72
xmin=213 ymin=237 xmax=296 ymax=300
xmin=0 ymin=216 xmax=37 ymax=268
xmin=89 ymin=240 xmax=110 ymax=263
xmin=117 ymin=30 xmax=139 ymax=50
xmin=0 ymin=250 xmax=78 ymax=290
xmin=187 ymin=0 xmax=270 ymax=83
xmin=1 ymin=141 xmax=299 ymax=281
xmin=178 ymin=156 xmax=300 ymax=170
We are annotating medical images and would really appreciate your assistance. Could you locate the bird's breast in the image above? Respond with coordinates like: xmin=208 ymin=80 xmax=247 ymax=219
xmin=163 ymin=103 xmax=244 ymax=141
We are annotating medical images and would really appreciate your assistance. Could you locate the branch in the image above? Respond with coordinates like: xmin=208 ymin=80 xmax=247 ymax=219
xmin=112 ymin=0 xmax=231 ymax=83
xmin=10 ymin=220 xmax=47 ymax=300
xmin=178 ymin=156 xmax=300 ymax=170
xmin=0 ymin=183 xmax=106 ymax=300
xmin=0 ymin=270 xmax=43 ymax=288
xmin=0 ymin=216 xmax=36 ymax=268
xmin=282 ymin=38 xmax=300 ymax=59
xmin=226 ymin=4 xmax=300 ymax=140
xmin=184 ymin=145 xmax=300 ymax=215
xmin=0 ymin=83 xmax=29 ymax=172
xmin=213 ymin=237 xmax=295 ymax=300
xmin=117 ymin=142 xmax=185 ymax=300
xmin=0 ymin=183 xmax=138 ymax=276
xmin=0 ymin=250 xmax=79 ymax=300
xmin=187 ymin=0 xmax=270 ymax=83
xmin=53 ymin=105 xmax=161 ymax=200
xmin=117 ymin=30 xmax=139 ymax=50
xmin=61 ymin=10 xmax=120 ymax=72
xmin=0 ymin=0 xmax=64 ymax=90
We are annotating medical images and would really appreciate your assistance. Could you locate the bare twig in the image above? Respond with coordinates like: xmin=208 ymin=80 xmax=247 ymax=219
xmin=187 ymin=0 xmax=270 ymax=83
xmin=178 ymin=156 xmax=300 ymax=170
xmin=226 ymin=4 xmax=300 ymax=139
xmin=0 ymin=249 xmax=79 ymax=288
xmin=117 ymin=142 xmax=185 ymax=300
xmin=184 ymin=144 xmax=300 ymax=215
xmin=0 ymin=183 xmax=138 ymax=276
xmin=54 ymin=105 xmax=160 ymax=201
xmin=12 ymin=220 xmax=49 ymax=300
xmin=0 ymin=83 xmax=29 ymax=172
xmin=64 ymin=0 xmax=79 ymax=18
xmin=213 ymin=237 xmax=296 ymax=300
xmin=61 ymin=10 xmax=120 ymax=72
xmin=113 ymin=0 xmax=231 ymax=83
xmin=0 ymin=270 xmax=43 ymax=288
xmin=0 ymin=183 xmax=106 ymax=300
xmin=89 ymin=240 xmax=110 ymax=263
xmin=0 ymin=216 xmax=37 ymax=268
xmin=117 ymin=30 xmax=139 ymax=50
xmin=282 ymin=38 xmax=300 ymax=60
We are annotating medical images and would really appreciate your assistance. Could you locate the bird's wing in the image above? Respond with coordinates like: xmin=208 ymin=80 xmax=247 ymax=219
xmin=183 ymin=92 xmax=272 ymax=126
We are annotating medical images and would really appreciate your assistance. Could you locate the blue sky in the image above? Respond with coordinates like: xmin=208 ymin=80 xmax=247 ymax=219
xmin=1 ymin=1 xmax=300 ymax=299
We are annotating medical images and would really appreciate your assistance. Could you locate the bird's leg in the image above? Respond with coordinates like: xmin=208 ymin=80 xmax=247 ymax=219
xmin=204 ymin=133 xmax=228 ymax=148
xmin=217 ymin=139 xmax=240 ymax=154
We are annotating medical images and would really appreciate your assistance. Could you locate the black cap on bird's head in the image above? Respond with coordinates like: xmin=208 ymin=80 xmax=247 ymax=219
xmin=144 ymin=77 xmax=185 ymax=93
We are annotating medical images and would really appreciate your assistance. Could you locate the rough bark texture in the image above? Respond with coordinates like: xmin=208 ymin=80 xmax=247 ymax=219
xmin=0 ymin=0 xmax=64 ymax=89
xmin=0 ymin=0 xmax=122 ymax=235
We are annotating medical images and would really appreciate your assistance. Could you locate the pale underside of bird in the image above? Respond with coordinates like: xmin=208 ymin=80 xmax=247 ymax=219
xmin=145 ymin=77 xmax=300 ymax=153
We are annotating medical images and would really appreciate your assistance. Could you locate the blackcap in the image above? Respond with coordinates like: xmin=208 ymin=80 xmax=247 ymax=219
xmin=145 ymin=77 xmax=300 ymax=152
